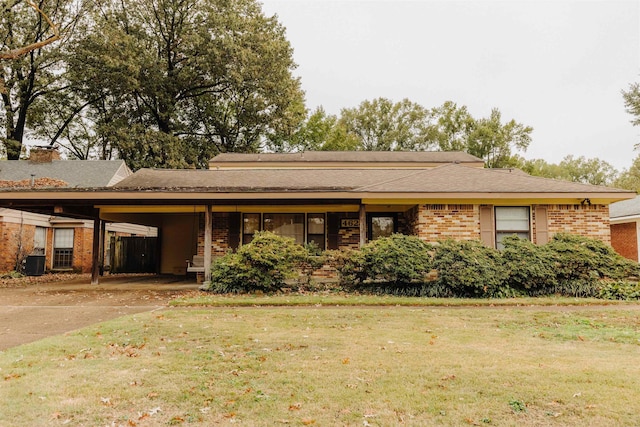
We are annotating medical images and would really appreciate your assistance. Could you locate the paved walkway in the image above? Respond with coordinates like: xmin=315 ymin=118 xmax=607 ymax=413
xmin=0 ymin=274 xmax=199 ymax=351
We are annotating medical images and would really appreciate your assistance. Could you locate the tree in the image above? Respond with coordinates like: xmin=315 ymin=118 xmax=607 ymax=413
xmin=465 ymin=108 xmax=532 ymax=168
xmin=557 ymin=155 xmax=617 ymax=186
xmin=429 ymin=101 xmax=475 ymax=152
xmin=0 ymin=1 xmax=60 ymax=60
xmin=0 ymin=0 xmax=77 ymax=159
xmin=428 ymin=102 xmax=533 ymax=168
xmin=277 ymin=106 xmax=359 ymax=152
xmin=614 ymin=154 xmax=640 ymax=192
xmin=60 ymin=0 xmax=305 ymax=169
xmin=337 ymin=98 xmax=435 ymax=151
xmin=521 ymin=155 xmax=618 ymax=186
xmin=623 ymin=82 xmax=640 ymax=130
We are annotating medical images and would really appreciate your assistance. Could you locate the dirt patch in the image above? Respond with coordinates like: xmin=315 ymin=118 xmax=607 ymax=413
xmin=0 ymin=274 xmax=200 ymax=350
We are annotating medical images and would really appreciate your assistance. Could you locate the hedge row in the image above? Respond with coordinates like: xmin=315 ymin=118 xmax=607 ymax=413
xmin=202 ymin=231 xmax=640 ymax=299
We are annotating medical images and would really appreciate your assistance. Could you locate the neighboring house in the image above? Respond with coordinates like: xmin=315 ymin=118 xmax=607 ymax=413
xmin=0 ymin=151 xmax=634 ymax=282
xmin=0 ymin=147 xmax=156 ymax=273
xmin=610 ymin=195 xmax=640 ymax=261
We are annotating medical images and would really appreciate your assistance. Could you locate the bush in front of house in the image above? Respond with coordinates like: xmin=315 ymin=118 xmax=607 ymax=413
xmin=203 ymin=229 xmax=640 ymax=298
xmin=432 ymin=239 xmax=509 ymax=298
xmin=544 ymin=233 xmax=640 ymax=297
xmin=598 ymin=280 xmax=640 ymax=300
xmin=204 ymin=231 xmax=310 ymax=293
xmin=501 ymin=236 xmax=557 ymax=295
xmin=336 ymin=234 xmax=433 ymax=293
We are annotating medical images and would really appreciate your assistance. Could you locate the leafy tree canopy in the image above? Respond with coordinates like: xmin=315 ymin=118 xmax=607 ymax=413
xmin=32 ymin=0 xmax=305 ymax=169
xmin=285 ymin=99 xmax=533 ymax=168
xmin=614 ymin=154 xmax=640 ymax=193
xmin=623 ymin=82 xmax=640 ymax=131
xmin=520 ymin=155 xmax=618 ymax=186
xmin=0 ymin=0 xmax=78 ymax=159
xmin=337 ymin=97 xmax=435 ymax=151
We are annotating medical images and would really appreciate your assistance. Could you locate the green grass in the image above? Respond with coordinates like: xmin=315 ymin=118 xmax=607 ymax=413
xmin=170 ymin=293 xmax=636 ymax=307
xmin=2 ymin=305 xmax=640 ymax=426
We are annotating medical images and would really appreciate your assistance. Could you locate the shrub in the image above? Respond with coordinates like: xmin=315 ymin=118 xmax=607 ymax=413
xmin=432 ymin=239 xmax=508 ymax=298
xmin=330 ymin=249 xmax=364 ymax=287
xmin=598 ymin=280 xmax=640 ymax=300
xmin=204 ymin=231 xmax=310 ymax=293
xmin=545 ymin=234 xmax=640 ymax=297
xmin=337 ymin=234 xmax=432 ymax=292
xmin=501 ymin=236 xmax=557 ymax=295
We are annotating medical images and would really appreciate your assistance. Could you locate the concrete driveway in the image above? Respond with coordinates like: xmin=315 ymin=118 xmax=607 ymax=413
xmin=0 ymin=274 xmax=199 ymax=351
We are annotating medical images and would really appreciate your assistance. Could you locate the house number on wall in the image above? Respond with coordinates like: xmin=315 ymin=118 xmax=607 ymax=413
xmin=340 ymin=219 xmax=360 ymax=228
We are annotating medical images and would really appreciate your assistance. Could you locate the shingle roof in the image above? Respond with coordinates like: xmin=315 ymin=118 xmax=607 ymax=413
xmin=211 ymin=151 xmax=483 ymax=164
xmin=113 ymin=164 xmax=631 ymax=195
xmin=0 ymin=160 xmax=131 ymax=188
xmin=610 ymin=195 xmax=640 ymax=218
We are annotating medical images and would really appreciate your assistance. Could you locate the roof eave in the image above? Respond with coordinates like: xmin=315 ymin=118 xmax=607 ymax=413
xmin=0 ymin=189 xmax=633 ymax=205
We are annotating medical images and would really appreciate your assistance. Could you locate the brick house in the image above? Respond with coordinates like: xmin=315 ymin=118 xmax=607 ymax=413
xmin=610 ymin=196 xmax=640 ymax=261
xmin=0 ymin=151 xmax=634 ymax=283
xmin=0 ymin=148 xmax=155 ymax=273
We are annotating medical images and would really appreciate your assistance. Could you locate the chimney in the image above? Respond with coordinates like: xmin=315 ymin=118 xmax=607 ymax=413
xmin=29 ymin=146 xmax=61 ymax=163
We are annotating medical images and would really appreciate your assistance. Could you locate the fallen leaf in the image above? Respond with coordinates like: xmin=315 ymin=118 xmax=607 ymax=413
xmin=301 ymin=419 xmax=316 ymax=425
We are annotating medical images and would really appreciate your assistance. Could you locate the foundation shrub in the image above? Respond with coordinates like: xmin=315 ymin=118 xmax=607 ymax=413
xmin=545 ymin=233 xmax=640 ymax=297
xmin=501 ymin=236 xmax=557 ymax=295
xmin=432 ymin=239 xmax=509 ymax=297
xmin=337 ymin=234 xmax=433 ymax=294
xmin=327 ymin=249 xmax=363 ymax=286
xmin=205 ymin=231 xmax=309 ymax=293
xmin=598 ymin=280 xmax=640 ymax=300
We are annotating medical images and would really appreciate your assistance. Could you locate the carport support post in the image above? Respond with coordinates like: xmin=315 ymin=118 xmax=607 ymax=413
xmin=359 ymin=204 xmax=366 ymax=248
xmin=204 ymin=204 xmax=212 ymax=284
xmin=91 ymin=218 xmax=102 ymax=285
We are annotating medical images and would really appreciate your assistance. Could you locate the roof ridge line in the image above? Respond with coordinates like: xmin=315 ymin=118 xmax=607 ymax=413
xmin=353 ymin=167 xmax=444 ymax=191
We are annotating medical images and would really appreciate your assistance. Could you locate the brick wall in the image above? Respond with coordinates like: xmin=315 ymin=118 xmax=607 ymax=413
xmin=338 ymin=226 xmax=360 ymax=250
xmin=74 ymin=227 xmax=94 ymax=273
xmin=408 ymin=203 xmax=611 ymax=246
xmin=546 ymin=204 xmax=610 ymax=244
xmin=0 ymin=222 xmax=36 ymax=271
xmin=197 ymin=213 xmax=234 ymax=257
xmin=611 ymin=222 xmax=638 ymax=261
xmin=412 ymin=204 xmax=480 ymax=242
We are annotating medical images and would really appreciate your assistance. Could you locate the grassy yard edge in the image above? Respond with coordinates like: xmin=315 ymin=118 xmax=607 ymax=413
xmin=169 ymin=293 xmax=640 ymax=308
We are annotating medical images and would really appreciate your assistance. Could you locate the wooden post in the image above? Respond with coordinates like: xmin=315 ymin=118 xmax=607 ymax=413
xmin=204 ymin=204 xmax=212 ymax=283
xmin=99 ymin=220 xmax=106 ymax=276
xmin=91 ymin=217 xmax=101 ymax=285
xmin=359 ymin=204 xmax=367 ymax=248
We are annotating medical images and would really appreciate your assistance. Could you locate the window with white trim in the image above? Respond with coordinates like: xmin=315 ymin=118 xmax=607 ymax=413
xmin=495 ymin=207 xmax=530 ymax=249
xmin=53 ymin=228 xmax=74 ymax=269
xmin=33 ymin=226 xmax=46 ymax=255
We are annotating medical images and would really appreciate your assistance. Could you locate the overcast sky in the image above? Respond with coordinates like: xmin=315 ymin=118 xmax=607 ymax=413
xmin=260 ymin=0 xmax=640 ymax=170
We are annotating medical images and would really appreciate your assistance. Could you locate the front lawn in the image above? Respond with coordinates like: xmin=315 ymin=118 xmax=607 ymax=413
xmin=1 ymin=305 xmax=640 ymax=426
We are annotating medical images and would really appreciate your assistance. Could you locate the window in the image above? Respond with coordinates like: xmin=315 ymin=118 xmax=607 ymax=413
xmin=243 ymin=213 xmax=261 ymax=245
xmin=495 ymin=207 xmax=530 ymax=249
xmin=368 ymin=213 xmax=397 ymax=240
xmin=53 ymin=228 xmax=74 ymax=269
xmin=241 ymin=213 xmax=326 ymax=247
xmin=307 ymin=213 xmax=326 ymax=250
xmin=264 ymin=213 xmax=304 ymax=244
xmin=33 ymin=226 xmax=46 ymax=255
